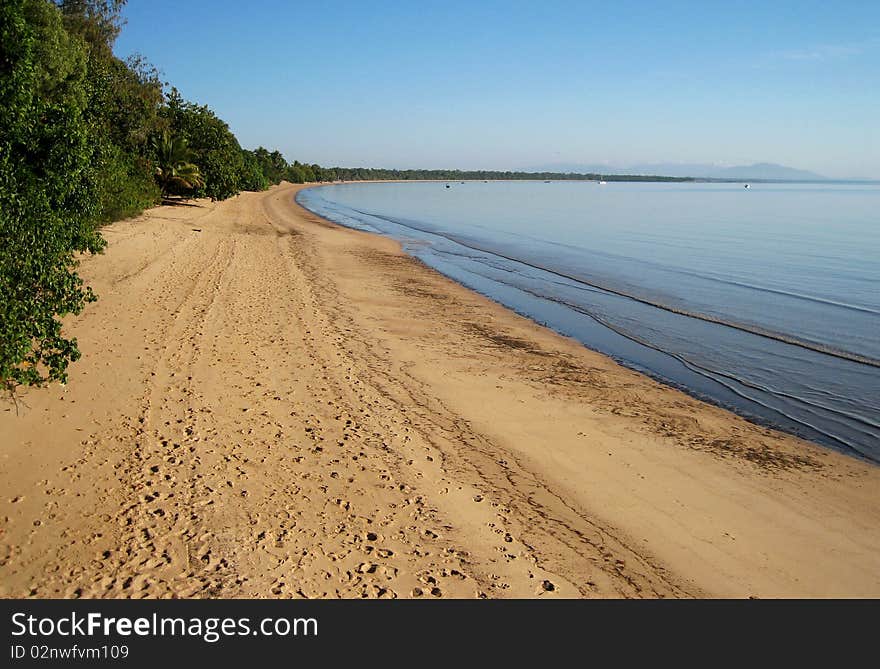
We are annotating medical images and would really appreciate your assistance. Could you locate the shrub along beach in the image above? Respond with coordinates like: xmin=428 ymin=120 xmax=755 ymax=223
xmin=1 ymin=1 xmax=879 ymax=599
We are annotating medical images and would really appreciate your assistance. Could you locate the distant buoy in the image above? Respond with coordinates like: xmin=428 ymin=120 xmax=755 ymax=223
xmin=445 ymin=184 xmax=450 ymax=188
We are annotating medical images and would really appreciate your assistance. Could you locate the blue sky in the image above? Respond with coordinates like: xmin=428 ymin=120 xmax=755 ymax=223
xmin=114 ymin=1 xmax=879 ymax=178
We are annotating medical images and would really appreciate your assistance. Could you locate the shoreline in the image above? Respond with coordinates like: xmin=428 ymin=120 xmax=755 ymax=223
xmin=298 ymin=182 xmax=879 ymax=462
xmin=1 ymin=182 xmax=878 ymax=598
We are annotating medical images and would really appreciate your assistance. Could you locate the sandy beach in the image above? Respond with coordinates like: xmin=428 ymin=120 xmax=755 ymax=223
xmin=1 ymin=181 xmax=878 ymax=599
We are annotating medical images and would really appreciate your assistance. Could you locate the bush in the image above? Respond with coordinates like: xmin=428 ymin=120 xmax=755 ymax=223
xmin=0 ymin=0 xmax=105 ymax=391
xmin=162 ymin=88 xmax=246 ymax=201
xmin=94 ymin=146 xmax=161 ymax=222
xmin=239 ymin=150 xmax=270 ymax=192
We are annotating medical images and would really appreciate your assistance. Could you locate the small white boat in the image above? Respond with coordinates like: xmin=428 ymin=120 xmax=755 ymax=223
xmin=598 ymin=180 xmax=607 ymax=185
xmin=744 ymin=183 xmax=750 ymax=189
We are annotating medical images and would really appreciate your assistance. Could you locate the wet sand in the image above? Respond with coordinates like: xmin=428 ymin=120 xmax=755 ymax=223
xmin=1 ymin=182 xmax=878 ymax=598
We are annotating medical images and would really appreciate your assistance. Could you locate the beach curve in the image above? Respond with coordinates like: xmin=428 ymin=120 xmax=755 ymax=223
xmin=1 ymin=182 xmax=878 ymax=599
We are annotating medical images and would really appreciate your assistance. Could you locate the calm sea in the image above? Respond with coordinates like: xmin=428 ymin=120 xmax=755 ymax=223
xmin=297 ymin=181 xmax=880 ymax=463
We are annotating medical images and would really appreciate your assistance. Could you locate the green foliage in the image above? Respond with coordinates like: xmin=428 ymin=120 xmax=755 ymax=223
xmin=0 ymin=0 xmax=105 ymax=391
xmin=152 ymin=130 xmax=204 ymax=195
xmin=58 ymin=0 xmax=163 ymax=221
xmin=94 ymin=146 xmax=160 ymax=222
xmin=286 ymin=163 xmax=307 ymax=184
xmin=239 ymin=150 xmax=270 ymax=192
xmin=250 ymin=147 xmax=289 ymax=185
xmin=292 ymin=161 xmax=316 ymax=183
xmin=54 ymin=0 xmax=126 ymax=52
xmin=161 ymin=89 xmax=246 ymax=201
xmin=79 ymin=36 xmax=164 ymax=220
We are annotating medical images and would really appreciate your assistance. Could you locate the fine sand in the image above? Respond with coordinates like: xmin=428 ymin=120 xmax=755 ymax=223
xmin=1 ymin=182 xmax=878 ymax=599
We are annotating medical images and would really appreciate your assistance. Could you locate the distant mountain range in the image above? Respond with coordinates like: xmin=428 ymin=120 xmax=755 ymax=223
xmin=525 ymin=161 xmax=829 ymax=181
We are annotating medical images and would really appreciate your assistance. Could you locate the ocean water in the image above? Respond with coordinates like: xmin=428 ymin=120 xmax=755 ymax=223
xmin=297 ymin=181 xmax=880 ymax=463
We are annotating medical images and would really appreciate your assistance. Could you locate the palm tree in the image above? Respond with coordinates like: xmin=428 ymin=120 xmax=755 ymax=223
xmin=152 ymin=131 xmax=205 ymax=195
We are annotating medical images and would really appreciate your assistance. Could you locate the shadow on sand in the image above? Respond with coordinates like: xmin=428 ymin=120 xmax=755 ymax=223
xmin=161 ymin=197 xmax=202 ymax=208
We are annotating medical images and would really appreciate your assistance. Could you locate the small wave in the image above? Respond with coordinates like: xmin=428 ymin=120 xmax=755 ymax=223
xmin=509 ymin=283 xmax=875 ymax=459
xmin=667 ymin=268 xmax=880 ymax=317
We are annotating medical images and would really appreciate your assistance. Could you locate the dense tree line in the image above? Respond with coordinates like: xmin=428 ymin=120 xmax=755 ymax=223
xmin=320 ymin=168 xmax=693 ymax=183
